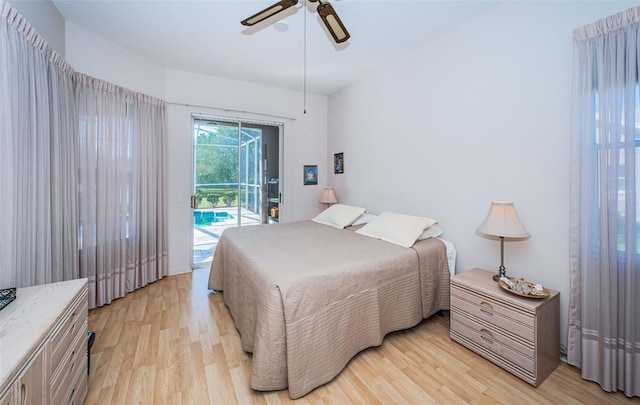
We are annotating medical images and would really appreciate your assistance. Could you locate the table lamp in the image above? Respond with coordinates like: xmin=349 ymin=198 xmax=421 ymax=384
xmin=476 ymin=201 xmax=530 ymax=282
xmin=319 ymin=187 xmax=338 ymax=207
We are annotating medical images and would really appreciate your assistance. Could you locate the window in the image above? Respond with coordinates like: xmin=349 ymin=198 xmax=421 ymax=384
xmin=593 ymin=88 xmax=640 ymax=255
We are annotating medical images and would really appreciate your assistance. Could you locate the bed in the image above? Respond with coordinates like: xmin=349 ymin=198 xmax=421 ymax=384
xmin=208 ymin=214 xmax=454 ymax=399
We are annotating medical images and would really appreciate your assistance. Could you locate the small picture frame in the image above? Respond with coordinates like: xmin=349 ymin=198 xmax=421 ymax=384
xmin=334 ymin=152 xmax=344 ymax=174
xmin=303 ymin=165 xmax=318 ymax=185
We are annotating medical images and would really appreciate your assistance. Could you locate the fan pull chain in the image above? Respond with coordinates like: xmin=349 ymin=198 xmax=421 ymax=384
xmin=303 ymin=0 xmax=307 ymax=114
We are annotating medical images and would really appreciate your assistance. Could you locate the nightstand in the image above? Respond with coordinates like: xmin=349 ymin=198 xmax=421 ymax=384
xmin=450 ymin=268 xmax=560 ymax=387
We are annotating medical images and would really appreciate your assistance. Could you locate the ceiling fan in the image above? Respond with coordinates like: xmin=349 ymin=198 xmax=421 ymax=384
xmin=241 ymin=0 xmax=351 ymax=44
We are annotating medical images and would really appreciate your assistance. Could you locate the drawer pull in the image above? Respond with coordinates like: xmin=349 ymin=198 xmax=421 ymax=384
xmin=20 ymin=383 xmax=26 ymax=405
xmin=480 ymin=328 xmax=494 ymax=344
xmin=480 ymin=301 xmax=494 ymax=316
xmin=69 ymin=350 xmax=76 ymax=371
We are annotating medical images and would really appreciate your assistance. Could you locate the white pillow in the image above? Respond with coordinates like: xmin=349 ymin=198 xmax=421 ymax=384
xmin=351 ymin=213 xmax=377 ymax=226
xmin=356 ymin=212 xmax=438 ymax=248
xmin=311 ymin=204 xmax=367 ymax=229
xmin=417 ymin=225 xmax=443 ymax=240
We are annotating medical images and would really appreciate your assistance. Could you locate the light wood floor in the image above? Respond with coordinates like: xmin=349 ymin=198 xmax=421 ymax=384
xmin=84 ymin=269 xmax=637 ymax=404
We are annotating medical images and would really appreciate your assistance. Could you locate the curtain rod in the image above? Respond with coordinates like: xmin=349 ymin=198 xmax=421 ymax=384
xmin=166 ymin=101 xmax=296 ymax=121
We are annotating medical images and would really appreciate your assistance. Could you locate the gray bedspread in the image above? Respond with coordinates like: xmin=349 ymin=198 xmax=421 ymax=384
xmin=208 ymin=220 xmax=450 ymax=399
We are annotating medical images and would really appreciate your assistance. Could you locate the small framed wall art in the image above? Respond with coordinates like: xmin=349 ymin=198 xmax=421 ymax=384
xmin=334 ymin=152 xmax=344 ymax=174
xmin=303 ymin=165 xmax=318 ymax=185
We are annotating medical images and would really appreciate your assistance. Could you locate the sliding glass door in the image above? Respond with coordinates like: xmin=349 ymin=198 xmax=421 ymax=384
xmin=191 ymin=115 xmax=280 ymax=268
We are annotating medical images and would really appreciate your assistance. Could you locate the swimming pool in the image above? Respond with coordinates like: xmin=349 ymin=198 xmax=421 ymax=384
xmin=193 ymin=211 xmax=234 ymax=225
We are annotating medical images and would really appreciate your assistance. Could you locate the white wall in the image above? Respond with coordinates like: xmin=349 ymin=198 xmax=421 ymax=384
xmin=63 ymin=23 xmax=328 ymax=276
xmin=164 ymin=69 xmax=327 ymax=275
xmin=65 ymin=22 xmax=165 ymax=99
xmin=327 ymin=1 xmax=640 ymax=348
xmin=11 ymin=0 xmax=65 ymax=56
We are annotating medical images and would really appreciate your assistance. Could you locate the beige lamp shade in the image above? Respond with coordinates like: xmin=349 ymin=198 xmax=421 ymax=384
xmin=319 ymin=188 xmax=338 ymax=205
xmin=477 ymin=201 xmax=529 ymax=282
xmin=477 ymin=201 xmax=530 ymax=239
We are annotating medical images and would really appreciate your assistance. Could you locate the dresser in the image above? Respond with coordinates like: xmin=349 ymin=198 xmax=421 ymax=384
xmin=450 ymin=268 xmax=560 ymax=386
xmin=0 ymin=279 xmax=88 ymax=405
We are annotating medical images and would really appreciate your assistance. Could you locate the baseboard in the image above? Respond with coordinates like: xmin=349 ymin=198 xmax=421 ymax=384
xmin=168 ymin=266 xmax=191 ymax=276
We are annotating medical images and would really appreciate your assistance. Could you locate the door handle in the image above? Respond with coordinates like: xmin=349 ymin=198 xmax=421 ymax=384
xmin=191 ymin=195 xmax=197 ymax=209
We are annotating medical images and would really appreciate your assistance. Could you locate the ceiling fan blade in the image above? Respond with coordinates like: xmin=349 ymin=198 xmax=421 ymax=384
xmin=316 ymin=2 xmax=350 ymax=43
xmin=241 ymin=0 xmax=299 ymax=26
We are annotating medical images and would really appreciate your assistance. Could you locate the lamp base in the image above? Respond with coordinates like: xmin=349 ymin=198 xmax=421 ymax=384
xmin=492 ymin=265 xmax=506 ymax=282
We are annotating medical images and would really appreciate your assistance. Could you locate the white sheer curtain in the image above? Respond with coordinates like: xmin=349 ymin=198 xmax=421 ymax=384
xmin=128 ymin=94 xmax=168 ymax=292
xmin=569 ymin=6 xmax=640 ymax=398
xmin=0 ymin=0 xmax=168 ymax=308
xmin=77 ymin=77 xmax=168 ymax=308
xmin=0 ymin=1 xmax=78 ymax=288
xmin=76 ymin=77 xmax=130 ymax=307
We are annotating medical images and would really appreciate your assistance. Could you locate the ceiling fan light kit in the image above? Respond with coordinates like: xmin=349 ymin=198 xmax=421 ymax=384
xmin=242 ymin=0 xmax=350 ymax=44
xmin=273 ymin=21 xmax=290 ymax=32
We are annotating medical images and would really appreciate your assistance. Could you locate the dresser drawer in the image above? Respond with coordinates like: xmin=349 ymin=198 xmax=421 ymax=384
xmin=50 ymin=297 xmax=88 ymax=376
xmin=451 ymin=287 xmax=534 ymax=342
xmin=451 ymin=317 xmax=535 ymax=374
xmin=68 ymin=365 xmax=88 ymax=405
xmin=0 ymin=279 xmax=88 ymax=405
xmin=56 ymin=355 xmax=88 ymax=405
xmin=51 ymin=324 xmax=87 ymax=405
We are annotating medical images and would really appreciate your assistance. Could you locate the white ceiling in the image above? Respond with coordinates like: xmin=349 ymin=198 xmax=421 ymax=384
xmin=51 ymin=0 xmax=504 ymax=95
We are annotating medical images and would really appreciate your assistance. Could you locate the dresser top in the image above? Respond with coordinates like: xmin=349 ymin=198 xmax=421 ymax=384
xmin=0 ymin=278 xmax=88 ymax=387
xmin=451 ymin=268 xmax=559 ymax=310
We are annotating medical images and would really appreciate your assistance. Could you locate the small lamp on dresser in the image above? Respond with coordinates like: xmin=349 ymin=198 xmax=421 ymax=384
xmin=476 ymin=200 xmax=530 ymax=282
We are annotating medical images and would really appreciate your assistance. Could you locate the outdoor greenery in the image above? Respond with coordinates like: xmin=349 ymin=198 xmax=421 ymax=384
xmin=194 ymin=124 xmax=262 ymax=210
xmin=194 ymin=125 xmax=239 ymax=208
xmin=195 ymin=187 xmax=237 ymax=208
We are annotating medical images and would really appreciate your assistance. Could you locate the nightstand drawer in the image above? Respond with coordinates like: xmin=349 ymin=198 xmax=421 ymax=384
xmin=450 ymin=309 xmax=534 ymax=358
xmin=451 ymin=317 xmax=535 ymax=374
xmin=451 ymin=287 xmax=534 ymax=342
